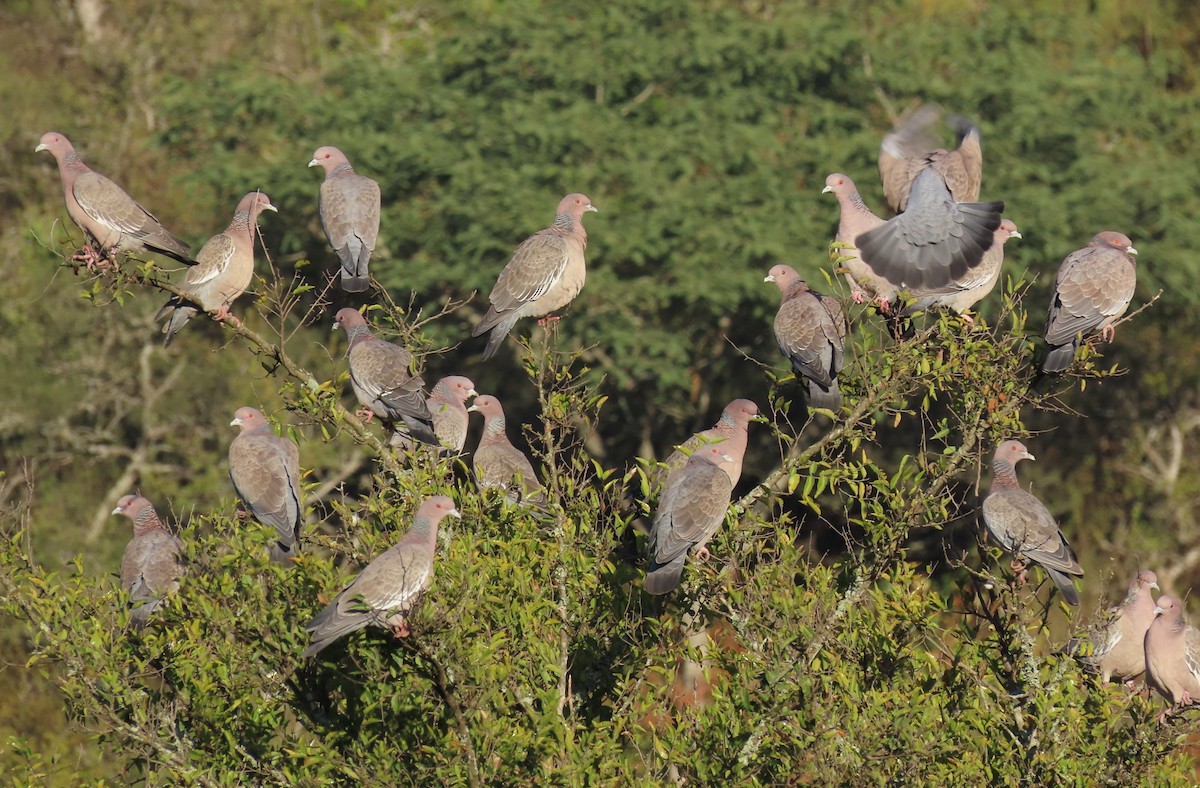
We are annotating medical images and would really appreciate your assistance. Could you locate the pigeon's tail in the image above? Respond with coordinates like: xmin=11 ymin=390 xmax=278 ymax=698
xmin=806 ymin=379 xmax=842 ymax=413
xmin=1044 ymin=566 xmax=1081 ymax=606
xmin=644 ymin=554 xmax=687 ymax=596
xmin=1042 ymin=342 xmax=1078 ymax=374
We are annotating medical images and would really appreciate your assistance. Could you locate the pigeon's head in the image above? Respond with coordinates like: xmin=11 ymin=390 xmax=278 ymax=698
xmin=821 ymin=173 xmax=855 ymax=196
xmin=1154 ymin=595 xmax=1183 ymax=621
xmin=423 ymin=495 xmax=463 ymax=522
xmin=1092 ymin=231 xmax=1137 ymax=257
xmin=230 ymin=407 xmax=267 ymax=431
xmin=1134 ymin=569 xmax=1160 ymax=593
xmin=333 ymin=308 xmax=367 ymax=333
xmin=438 ymin=375 xmax=478 ymax=403
xmin=723 ymin=399 xmax=760 ymax=427
xmin=558 ymin=193 xmax=599 ymax=217
xmin=764 ymin=264 xmax=805 ymax=294
xmin=112 ymin=494 xmax=149 ymax=520
xmin=998 ymin=219 xmax=1022 ymax=242
xmin=694 ymin=445 xmax=736 ymax=468
xmin=467 ymin=395 xmax=503 ymax=419
xmin=35 ymin=132 xmax=74 ymax=159
xmin=994 ymin=440 xmax=1034 ymax=467
xmin=308 ymin=146 xmax=350 ymax=173
xmin=238 ymin=191 xmax=277 ymax=220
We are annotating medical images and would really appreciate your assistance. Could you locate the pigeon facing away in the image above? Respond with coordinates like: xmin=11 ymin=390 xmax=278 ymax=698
xmin=878 ymin=105 xmax=982 ymax=213
xmin=766 ymin=265 xmax=848 ymax=412
xmin=228 ymin=407 xmax=303 ymax=564
xmin=156 ymin=192 xmax=277 ymax=346
xmin=1144 ymin=595 xmax=1200 ymax=718
xmin=856 ymin=168 xmax=1004 ymax=294
xmin=1069 ymin=569 xmax=1159 ymax=683
xmin=981 ymin=440 xmax=1084 ymax=605
xmin=304 ymin=496 xmax=460 ymax=658
xmin=36 ymin=131 xmax=192 ymax=268
xmin=658 ymin=398 xmax=759 ymax=493
xmin=822 ymin=173 xmax=890 ymax=308
xmin=467 ymin=394 xmax=547 ymax=509
xmin=309 ymin=146 xmax=381 ymax=293
xmin=900 ymin=219 xmax=1021 ymax=321
xmin=1042 ymin=232 xmax=1138 ymax=373
xmin=472 ymin=193 xmax=599 ymax=360
xmin=111 ymin=495 xmax=185 ymax=627
xmin=333 ymin=308 xmax=439 ymax=447
xmin=645 ymin=445 xmax=740 ymax=596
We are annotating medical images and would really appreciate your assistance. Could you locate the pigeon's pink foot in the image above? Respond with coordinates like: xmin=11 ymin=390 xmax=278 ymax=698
xmin=695 ymin=546 xmax=711 ymax=562
xmin=390 ymin=620 xmax=411 ymax=639
xmin=537 ymin=315 xmax=562 ymax=327
xmin=72 ymin=245 xmax=111 ymax=272
xmin=355 ymin=407 xmax=376 ymax=424
xmin=851 ymin=290 xmax=867 ymax=305
xmin=1181 ymin=690 xmax=1192 ymax=707
xmin=959 ymin=313 xmax=976 ymax=326
xmin=213 ymin=307 xmax=241 ymax=326
xmin=1159 ymin=708 xmax=1172 ymax=724
xmin=874 ymin=296 xmax=892 ymax=315
xmin=1100 ymin=325 xmax=1116 ymax=343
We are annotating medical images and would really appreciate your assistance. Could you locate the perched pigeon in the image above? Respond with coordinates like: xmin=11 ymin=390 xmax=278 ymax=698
xmin=822 ymin=173 xmax=890 ymax=309
xmin=333 ymin=308 xmax=439 ymax=447
xmin=111 ymin=494 xmax=184 ymax=627
xmin=309 ymin=146 xmax=381 ymax=293
xmin=426 ymin=375 xmax=478 ymax=454
xmin=228 ymin=407 xmax=303 ymax=564
xmin=645 ymin=445 xmax=740 ymax=595
xmin=1042 ymin=232 xmax=1138 ymax=373
xmin=472 ymin=193 xmax=599 ymax=360
xmin=981 ymin=440 xmax=1083 ymax=605
xmin=658 ymin=398 xmax=759 ymax=492
xmin=36 ymin=131 xmax=192 ymax=268
xmin=304 ymin=495 xmax=460 ymax=658
xmin=765 ymin=265 xmax=848 ymax=412
xmin=1068 ymin=569 xmax=1159 ymax=683
xmin=156 ymin=191 xmax=277 ymax=346
xmin=856 ymin=168 xmax=1004 ymax=294
xmin=1144 ymin=595 xmax=1200 ymax=718
xmin=467 ymin=394 xmax=547 ymax=508
xmin=389 ymin=375 xmax=479 ymax=455
xmin=878 ymin=106 xmax=982 ymax=213
xmin=900 ymin=219 xmax=1021 ymax=321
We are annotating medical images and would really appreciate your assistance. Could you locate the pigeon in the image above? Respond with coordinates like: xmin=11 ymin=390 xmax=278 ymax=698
xmin=111 ymin=494 xmax=184 ymax=627
xmin=878 ymin=106 xmax=982 ymax=213
xmin=389 ymin=375 xmax=479 ymax=454
xmin=645 ymin=445 xmax=740 ymax=595
xmin=304 ymin=495 xmax=460 ymax=658
xmin=467 ymin=394 xmax=547 ymax=509
xmin=822 ymin=172 xmax=890 ymax=308
xmin=981 ymin=440 xmax=1084 ymax=605
xmin=1042 ymin=232 xmax=1138 ymax=373
xmin=472 ymin=193 xmax=599 ymax=360
xmin=658 ymin=398 xmax=759 ymax=493
xmin=856 ymin=168 xmax=1004 ymax=294
xmin=765 ymin=265 xmax=848 ymax=412
xmin=228 ymin=407 xmax=303 ymax=564
xmin=333 ymin=308 xmax=439 ymax=447
xmin=156 ymin=191 xmax=277 ymax=346
xmin=1068 ymin=569 xmax=1159 ymax=683
xmin=36 ymin=131 xmax=192 ymax=268
xmin=425 ymin=375 xmax=478 ymax=454
xmin=1144 ymin=595 xmax=1200 ymax=719
xmin=900 ymin=219 xmax=1021 ymax=321
xmin=309 ymin=146 xmax=381 ymax=293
